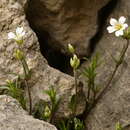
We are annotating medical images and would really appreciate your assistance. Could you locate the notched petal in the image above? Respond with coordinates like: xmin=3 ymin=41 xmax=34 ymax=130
xmin=115 ymin=30 xmax=123 ymax=37
xmin=16 ymin=27 xmax=24 ymax=35
xmin=119 ymin=16 xmax=126 ymax=24
xmin=8 ymin=32 xmax=16 ymax=39
xmin=107 ymin=26 xmax=116 ymax=33
xmin=110 ymin=18 xmax=117 ymax=25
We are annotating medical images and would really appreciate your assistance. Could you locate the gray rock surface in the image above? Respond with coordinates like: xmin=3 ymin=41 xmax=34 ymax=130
xmin=27 ymin=0 xmax=110 ymax=57
xmin=0 ymin=95 xmax=57 ymax=130
xmin=0 ymin=0 xmax=85 ymax=120
xmin=85 ymin=0 xmax=130 ymax=129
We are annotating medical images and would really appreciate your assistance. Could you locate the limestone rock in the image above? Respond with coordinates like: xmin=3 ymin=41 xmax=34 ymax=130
xmin=27 ymin=0 xmax=111 ymax=57
xmin=0 ymin=95 xmax=57 ymax=130
xmin=0 ymin=0 xmax=85 ymax=119
xmin=85 ymin=0 xmax=130 ymax=129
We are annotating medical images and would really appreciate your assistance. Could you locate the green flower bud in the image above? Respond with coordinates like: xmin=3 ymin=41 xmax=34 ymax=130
xmin=115 ymin=122 xmax=123 ymax=130
xmin=123 ymin=27 xmax=130 ymax=39
xmin=6 ymin=79 xmax=13 ymax=85
xmin=16 ymin=39 xmax=24 ymax=45
xmin=68 ymin=44 xmax=75 ymax=54
xmin=70 ymin=54 xmax=80 ymax=69
xmin=44 ymin=105 xmax=51 ymax=119
xmin=14 ymin=49 xmax=24 ymax=60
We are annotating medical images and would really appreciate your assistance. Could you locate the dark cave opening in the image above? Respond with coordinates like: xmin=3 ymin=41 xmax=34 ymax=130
xmin=26 ymin=0 xmax=118 ymax=75
xmin=26 ymin=1 xmax=73 ymax=75
xmin=34 ymin=30 xmax=73 ymax=75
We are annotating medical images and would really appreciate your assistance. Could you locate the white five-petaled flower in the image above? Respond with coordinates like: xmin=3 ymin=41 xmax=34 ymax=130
xmin=107 ymin=16 xmax=128 ymax=37
xmin=8 ymin=27 xmax=25 ymax=44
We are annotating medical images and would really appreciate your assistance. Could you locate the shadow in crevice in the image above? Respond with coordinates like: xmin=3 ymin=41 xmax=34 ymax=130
xmin=87 ymin=0 xmax=118 ymax=58
xmin=35 ymin=30 xmax=73 ymax=75
xmin=26 ymin=0 xmax=73 ymax=75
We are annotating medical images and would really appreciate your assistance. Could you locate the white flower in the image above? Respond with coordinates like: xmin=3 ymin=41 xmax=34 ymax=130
xmin=8 ymin=27 xmax=25 ymax=44
xmin=107 ymin=16 xmax=128 ymax=37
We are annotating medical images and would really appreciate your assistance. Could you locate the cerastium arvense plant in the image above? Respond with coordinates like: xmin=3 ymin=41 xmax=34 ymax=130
xmin=44 ymin=86 xmax=60 ymax=123
xmin=0 ymin=78 xmax=26 ymax=109
xmin=85 ymin=16 xmax=130 ymax=118
xmin=82 ymin=53 xmax=101 ymax=104
xmin=0 ymin=27 xmax=32 ymax=114
xmin=33 ymin=86 xmax=60 ymax=123
xmin=68 ymin=44 xmax=80 ymax=115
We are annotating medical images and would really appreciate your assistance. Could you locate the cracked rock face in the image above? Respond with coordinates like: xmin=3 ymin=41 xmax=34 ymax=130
xmin=85 ymin=0 xmax=130 ymax=129
xmin=27 ymin=0 xmax=110 ymax=57
xmin=0 ymin=0 xmax=85 ymax=120
xmin=0 ymin=95 xmax=57 ymax=130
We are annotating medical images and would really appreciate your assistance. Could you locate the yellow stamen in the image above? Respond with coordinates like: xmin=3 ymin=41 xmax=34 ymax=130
xmin=115 ymin=24 xmax=123 ymax=30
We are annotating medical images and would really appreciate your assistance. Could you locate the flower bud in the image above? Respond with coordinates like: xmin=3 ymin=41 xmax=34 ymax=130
xmin=68 ymin=44 xmax=75 ymax=54
xmin=16 ymin=39 xmax=24 ymax=45
xmin=115 ymin=122 xmax=122 ymax=130
xmin=123 ymin=27 xmax=130 ymax=39
xmin=44 ymin=105 xmax=51 ymax=119
xmin=14 ymin=49 xmax=24 ymax=60
xmin=6 ymin=79 xmax=13 ymax=85
xmin=70 ymin=54 xmax=80 ymax=69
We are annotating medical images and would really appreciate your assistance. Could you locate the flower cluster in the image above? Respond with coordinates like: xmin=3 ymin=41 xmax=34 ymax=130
xmin=68 ymin=44 xmax=80 ymax=69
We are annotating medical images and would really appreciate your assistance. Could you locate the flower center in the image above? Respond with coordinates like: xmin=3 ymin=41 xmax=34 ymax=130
xmin=115 ymin=24 xmax=123 ymax=30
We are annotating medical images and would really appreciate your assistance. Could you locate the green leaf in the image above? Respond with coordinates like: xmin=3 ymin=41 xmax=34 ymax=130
xmin=69 ymin=94 xmax=76 ymax=114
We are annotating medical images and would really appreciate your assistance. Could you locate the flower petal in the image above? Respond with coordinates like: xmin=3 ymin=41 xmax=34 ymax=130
xmin=122 ymin=23 xmax=128 ymax=30
xmin=21 ymin=31 xmax=25 ymax=37
xmin=119 ymin=16 xmax=126 ymax=24
xmin=8 ymin=32 xmax=16 ymax=39
xmin=115 ymin=30 xmax=123 ymax=37
xmin=110 ymin=18 xmax=117 ymax=25
xmin=107 ymin=26 xmax=116 ymax=33
xmin=16 ymin=27 xmax=23 ymax=35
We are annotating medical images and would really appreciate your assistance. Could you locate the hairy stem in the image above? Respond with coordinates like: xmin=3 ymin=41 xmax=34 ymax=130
xmin=25 ymin=80 xmax=32 ymax=115
xmin=21 ymin=57 xmax=32 ymax=115
xmin=21 ymin=58 xmax=30 ymax=78
xmin=86 ymin=39 xmax=129 ymax=118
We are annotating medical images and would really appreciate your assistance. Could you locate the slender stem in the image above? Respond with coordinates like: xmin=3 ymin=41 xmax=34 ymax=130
xmin=20 ymin=57 xmax=32 ymax=115
xmin=87 ymin=82 xmax=91 ymax=101
xmin=74 ymin=69 xmax=78 ymax=96
xmin=85 ymin=39 xmax=129 ymax=119
xmin=97 ymin=39 xmax=129 ymax=101
xmin=93 ymin=91 xmax=96 ymax=102
xmin=25 ymin=80 xmax=32 ymax=115
xmin=49 ymin=106 xmax=56 ymax=123
xmin=21 ymin=58 xmax=30 ymax=78
xmin=74 ymin=68 xmax=78 ymax=115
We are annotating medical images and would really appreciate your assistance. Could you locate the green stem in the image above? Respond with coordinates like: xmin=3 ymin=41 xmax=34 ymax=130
xmin=85 ymin=39 xmax=130 ymax=118
xmin=20 ymin=57 xmax=32 ymax=115
xmin=21 ymin=58 xmax=30 ymax=78
xmin=25 ymin=80 xmax=32 ymax=115
xmin=87 ymin=82 xmax=91 ymax=101
xmin=74 ymin=68 xmax=78 ymax=115
xmin=98 ymin=39 xmax=129 ymax=100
